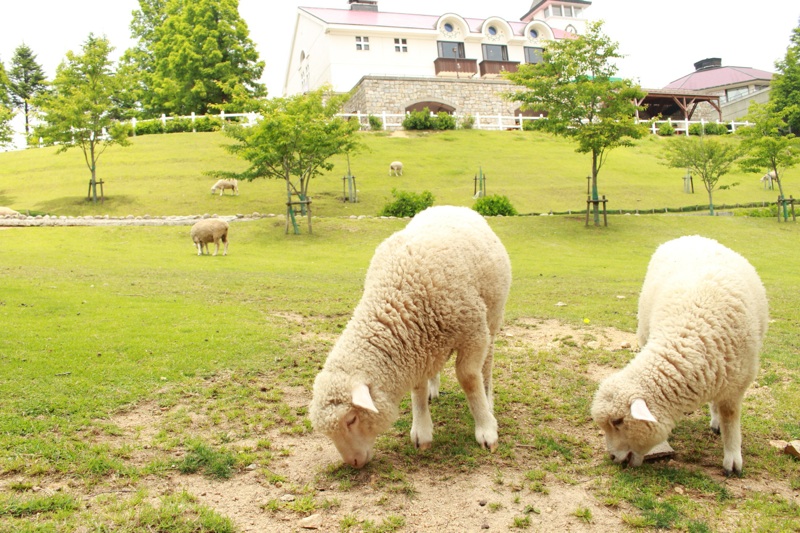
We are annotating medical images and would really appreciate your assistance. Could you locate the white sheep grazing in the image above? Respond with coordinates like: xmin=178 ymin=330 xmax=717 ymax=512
xmin=190 ymin=218 xmax=229 ymax=256
xmin=760 ymin=170 xmax=777 ymax=189
xmin=309 ymin=205 xmax=511 ymax=468
xmin=388 ymin=161 xmax=403 ymax=176
xmin=211 ymin=179 xmax=239 ymax=196
xmin=0 ymin=207 xmax=20 ymax=216
xmin=591 ymin=235 xmax=768 ymax=475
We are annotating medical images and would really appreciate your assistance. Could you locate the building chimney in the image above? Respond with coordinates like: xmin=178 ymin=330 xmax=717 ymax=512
xmin=694 ymin=58 xmax=722 ymax=71
xmin=349 ymin=0 xmax=378 ymax=11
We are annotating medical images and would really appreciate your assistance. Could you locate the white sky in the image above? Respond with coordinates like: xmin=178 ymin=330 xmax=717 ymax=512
xmin=1 ymin=0 xmax=797 ymax=104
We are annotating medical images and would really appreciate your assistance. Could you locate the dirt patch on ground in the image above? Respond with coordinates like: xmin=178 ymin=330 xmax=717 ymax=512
xmin=67 ymin=319 xmax=797 ymax=532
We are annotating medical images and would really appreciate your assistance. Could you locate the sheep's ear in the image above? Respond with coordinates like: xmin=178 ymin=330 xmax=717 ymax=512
xmin=630 ymin=398 xmax=657 ymax=423
xmin=351 ymin=383 xmax=379 ymax=413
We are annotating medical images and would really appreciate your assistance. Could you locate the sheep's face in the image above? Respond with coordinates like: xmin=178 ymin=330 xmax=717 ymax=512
xmin=592 ymin=379 xmax=670 ymax=467
xmin=309 ymin=372 xmax=392 ymax=469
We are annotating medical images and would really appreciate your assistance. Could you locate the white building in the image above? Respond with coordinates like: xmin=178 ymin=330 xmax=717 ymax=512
xmin=284 ymin=0 xmax=591 ymax=118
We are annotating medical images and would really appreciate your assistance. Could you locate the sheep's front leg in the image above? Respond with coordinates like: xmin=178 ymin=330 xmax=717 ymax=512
xmin=410 ymin=380 xmax=433 ymax=450
xmin=716 ymin=397 xmax=744 ymax=476
xmin=212 ymin=240 xmax=220 ymax=256
xmin=456 ymin=334 xmax=498 ymax=451
xmin=195 ymin=242 xmax=203 ymax=255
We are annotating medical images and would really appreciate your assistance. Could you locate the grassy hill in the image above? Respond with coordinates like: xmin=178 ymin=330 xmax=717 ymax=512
xmin=0 ymin=129 xmax=784 ymax=217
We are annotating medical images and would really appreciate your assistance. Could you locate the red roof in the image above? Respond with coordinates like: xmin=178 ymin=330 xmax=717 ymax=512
xmin=664 ymin=66 xmax=773 ymax=91
xmin=300 ymin=7 xmax=571 ymax=39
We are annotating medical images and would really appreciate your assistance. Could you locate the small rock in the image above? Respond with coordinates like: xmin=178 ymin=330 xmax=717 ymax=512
xmin=300 ymin=513 xmax=322 ymax=529
xmin=620 ymin=342 xmax=631 ymax=349
xmin=616 ymin=295 xmax=626 ymax=299
xmin=280 ymin=494 xmax=296 ymax=502
xmin=674 ymin=486 xmax=685 ymax=495
xmin=481 ymin=524 xmax=490 ymax=530
xmin=245 ymin=463 xmax=257 ymax=471
xmin=479 ymin=499 xmax=487 ymax=506
xmin=769 ymin=439 xmax=789 ymax=451
xmin=785 ymin=440 xmax=800 ymax=459
xmin=555 ymin=301 xmax=567 ymax=307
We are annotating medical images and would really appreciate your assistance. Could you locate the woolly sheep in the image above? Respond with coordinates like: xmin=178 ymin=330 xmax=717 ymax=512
xmin=591 ymin=235 xmax=768 ymax=475
xmin=388 ymin=161 xmax=403 ymax=176
xmin=211 ymin=179 xmax=239 ymax=196
xmin=190 ymin=218 xmax=229 ymax=256
xmin=0 ymin=207 xmax=20 ymax=216
xmin=309 ymin=205 xmax=511 ymax=468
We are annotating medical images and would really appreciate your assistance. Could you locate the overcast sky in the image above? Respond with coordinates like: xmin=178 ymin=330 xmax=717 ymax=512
xmin=1 ymin=0 xmax=797 ymax=103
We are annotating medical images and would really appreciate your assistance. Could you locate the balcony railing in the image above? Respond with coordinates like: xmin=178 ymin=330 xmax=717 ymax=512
xmin=479 ymin=60 xmax=520 ymax=78
xmin=434 ymin=57 xmax=478 ymax=78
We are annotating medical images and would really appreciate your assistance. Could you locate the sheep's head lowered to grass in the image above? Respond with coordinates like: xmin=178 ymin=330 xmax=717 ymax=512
xmin=591 ymin=375 xmax=673 ymax=467
xmin=309 ymin=373 xmax=397 ymax=469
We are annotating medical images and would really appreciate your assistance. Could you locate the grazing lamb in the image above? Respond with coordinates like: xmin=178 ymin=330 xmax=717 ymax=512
xmin=190 ymin=218 xmax=229 ymax=256
xmin=309 ymin=205 xmax=511 ymax=468
xmin=0 ymin=207 xmax=20 ymax=216
xmin=211 ymin=179 xmax=239 ymax=196
xmin=388 ymin=161 xmax=403 ymax=176
xmin=591 ymin=235 xmax=768 ymax=475
xmin=760 ymin=170 xmax=777 ymax=189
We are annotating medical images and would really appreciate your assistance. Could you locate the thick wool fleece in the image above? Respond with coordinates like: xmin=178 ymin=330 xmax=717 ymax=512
xmin=309 ymin=206 xmax=511 ymax=464
xmin=592 ymin=235 xmax=768 ymax=473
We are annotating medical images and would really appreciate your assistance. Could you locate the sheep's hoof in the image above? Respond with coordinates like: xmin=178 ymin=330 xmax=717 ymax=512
xmin=724 ymin=467 xmax=742 ymax=478
xmin=710 ymin=425 xmax=721 ymax=436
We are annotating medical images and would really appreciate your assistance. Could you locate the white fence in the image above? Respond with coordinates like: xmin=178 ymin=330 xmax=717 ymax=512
xmin=134 ymin=110 xmax=751 ymax=135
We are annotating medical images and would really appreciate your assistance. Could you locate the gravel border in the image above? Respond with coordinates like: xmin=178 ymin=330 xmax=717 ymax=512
xmin=0 ymin=213 xmax=279 ymax=227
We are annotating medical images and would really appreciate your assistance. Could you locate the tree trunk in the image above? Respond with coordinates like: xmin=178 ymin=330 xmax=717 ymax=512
xmin=774 ymin=167 xmax=788 ymax=221
xmin=707 ymin=189 xmax=715 ymax=216
xmin=591 ymin=150 xmax=600 ymax=226
xmin=90 ymin=141 xmax=98 ymax=204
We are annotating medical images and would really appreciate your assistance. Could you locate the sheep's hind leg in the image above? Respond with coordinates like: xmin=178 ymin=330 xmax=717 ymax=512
xmin=709 ymin=401 xmax=721 ymax=435
xmin=428 ymin=373 xmax=440 ymax=401
xmin=455 ymin=332 xmax=498 ymax=451
xmin=410 ymin=380 xmax=433 ymax=450
xmin=716 ymin=397 xmax=744 ymax=476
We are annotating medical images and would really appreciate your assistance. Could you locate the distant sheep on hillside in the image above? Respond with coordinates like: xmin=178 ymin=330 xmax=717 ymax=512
xmin=389 ymin=161 xmax=403 ymax=176
xmin=190 ymin=219 xmax=229 ymax=256
xmin=211 ymin=179 xmax=239 ymax=196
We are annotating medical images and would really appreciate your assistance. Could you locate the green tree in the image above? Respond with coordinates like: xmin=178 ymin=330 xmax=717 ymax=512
xmin=213 ymin=87 xmax=360 ymax=234
xmin=661 ymin=137 xmax=740 ymax=216
xmin=8 ymin=43 xmax=48 ymax=136
xmin=123 ymin=0 xmax=266 ymax=117
xmin=771 ymin=18 xmax=800 ymax=134
xmin=0 ymin=62 xmax=14 ymax=146
xmin=33 ymin=34 xmax=130 ymax=203
xmin=506 ymin=20 xmax=647 ymax=226
xmin=738 ymin=101 xmax=800 ymax=220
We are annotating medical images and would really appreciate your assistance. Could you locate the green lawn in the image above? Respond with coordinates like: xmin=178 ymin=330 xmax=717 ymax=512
xmin=1 ymin=130 xmax=799 ymax=531
xmin=0 ymin=130 xmax=786 ymax=218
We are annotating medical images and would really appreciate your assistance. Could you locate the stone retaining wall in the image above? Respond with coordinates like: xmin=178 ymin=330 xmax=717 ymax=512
xmin=344 ymin=75 xmax=524 ymax=116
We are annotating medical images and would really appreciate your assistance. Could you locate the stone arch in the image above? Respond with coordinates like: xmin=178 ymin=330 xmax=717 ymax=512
xmin=405 ymin=100 xmax=457 ymax=114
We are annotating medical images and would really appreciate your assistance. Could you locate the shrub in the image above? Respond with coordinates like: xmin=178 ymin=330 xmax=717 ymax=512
xmin=402 ymin=108 xmax=456 ymax=130
xmin=368 ymin=114 xmax=383 ymax=131
xmin=135 ymin=120 xmax=164 ymax=136
xmin=704 ymin=122 xmax=729 ymax=135
xmin=473 ymin=194 xmax=518 ymax=216
xmin=402 ymin=108 xmax=435 ymax=130
xmin=688 ymin=123 xmax=704 ymax=136
xmin=460 ymin=115 xmax=475 ymax=129
xmin=379 ymin=189 xmax=434 ymax=217
xmin=164 ymin=118 xmax=192 ymax=134
xmin=657 ymin=122 xmax=675 ymax=136
xmin=193 ymin=116 xmax=223 ymax=132
xmin=434 ymin=111 xmax=457 ymax=130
